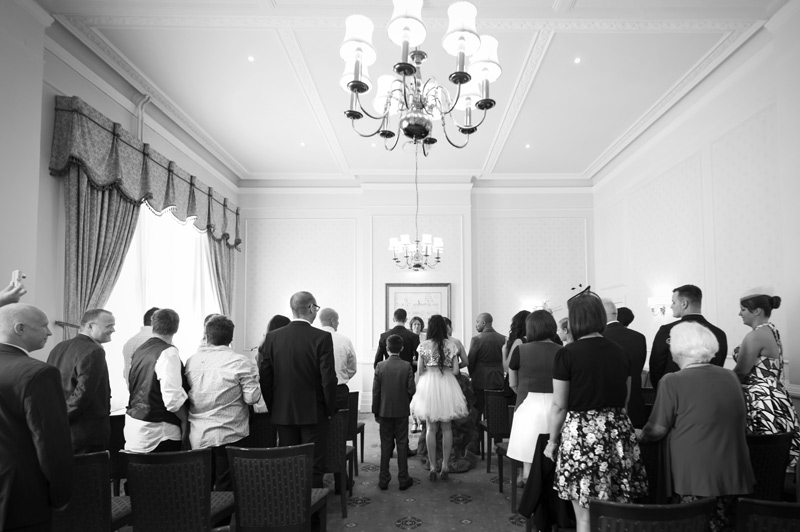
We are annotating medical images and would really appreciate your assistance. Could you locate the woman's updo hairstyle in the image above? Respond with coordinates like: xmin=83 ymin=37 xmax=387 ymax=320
xmin=741 ymin=295 xmax=782 ymax=318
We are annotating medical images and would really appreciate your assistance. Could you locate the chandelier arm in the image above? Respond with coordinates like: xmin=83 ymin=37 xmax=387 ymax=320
xmin=354 ymin=93 xmax=389 ymax=121
xmin=442 ymin=83 xmax=462 ymax=116
xmin=440 ymin=118 xmax=470 ymax=149
xmin=350 ymin=117 xmax=386 ymax=138
xmin=400 ymin=73 xmax=412 ymax=110
xmin=384 ymin=124 xmax=402 ymax=151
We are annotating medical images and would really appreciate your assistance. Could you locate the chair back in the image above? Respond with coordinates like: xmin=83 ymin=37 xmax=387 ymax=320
xmin=736 ymin=498 xmax=800 ymax=531
xmin=746 ymin=432 xmax=792 ymax=501
xmin=589 ymin=498 xmax=715 ymax=532
xmin=323 ymin=409 xmax=349 ymax=473
xmin=484 ymin=390 xmax=511 ymax=435
xmin=347 ymin=391 xmax=360 ymax=439
xmin=124 ymin=448 xmax=212 ymax=532
xmin=52 ymin=452 xmax=111 ymax=532
xmin=249 ymin=412 xmax=278 ymax=448
xmin=228 ymin=444 xmax=315 ymax=532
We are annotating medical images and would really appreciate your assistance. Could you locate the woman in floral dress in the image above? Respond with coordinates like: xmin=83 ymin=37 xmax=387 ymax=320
xmin=545 ymin=291 xmax=647 ymax=532
xmin=734 ymin=288 xmax=800 ymax=467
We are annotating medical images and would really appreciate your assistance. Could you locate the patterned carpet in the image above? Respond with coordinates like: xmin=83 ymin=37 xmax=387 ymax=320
xmin=320 ymin=414 xmax=562 ymax=532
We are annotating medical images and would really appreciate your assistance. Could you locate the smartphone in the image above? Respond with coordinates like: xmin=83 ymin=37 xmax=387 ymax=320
xmin=11 ymin=270 xmax=26 ymax=286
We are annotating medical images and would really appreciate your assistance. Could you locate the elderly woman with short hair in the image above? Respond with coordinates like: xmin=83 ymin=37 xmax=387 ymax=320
xmin=639 ymin=321 xmax=754 ymax=532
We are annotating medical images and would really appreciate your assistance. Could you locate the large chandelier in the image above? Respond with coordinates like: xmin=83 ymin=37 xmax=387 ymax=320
xmin=389 ymin=145 xmax=443 ymax=270
xmin=339 ymin=0 xmax=501 ymax=155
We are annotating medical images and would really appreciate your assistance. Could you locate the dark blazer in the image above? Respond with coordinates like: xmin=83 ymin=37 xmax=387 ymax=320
xmin=467 ymin=327 xmax=506 ymax=390
xmin=603 ymin=322 xmax=647 ymax=428
xmin=259 ymin=320 xmax=337 ymax=425
xmin=649 ymin=314 xmax=728 ymax=389
xmin=373 ymin=325 xmax=420 ymax=371
xmin=1 ymin=343 xmax=74 ymax=530
xmin=46 ymin=333 xmax=111 ymax=450
xmin=372 ymin=355 xmax=415 ymax=418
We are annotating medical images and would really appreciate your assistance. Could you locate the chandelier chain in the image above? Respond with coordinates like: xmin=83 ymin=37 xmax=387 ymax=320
xmin=415 ymin=142 xmax=419 ymax=242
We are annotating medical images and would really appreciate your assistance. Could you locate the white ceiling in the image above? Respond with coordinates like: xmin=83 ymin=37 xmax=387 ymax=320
xmin=38 ymin=0 xmax=782 ymax=189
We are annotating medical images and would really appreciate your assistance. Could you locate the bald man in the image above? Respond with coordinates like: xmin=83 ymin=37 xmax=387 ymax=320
xmin=468 ymin=312 xmax=506 ymax=415
xmin=601 ymin=299 xmax=647 ymax=428
xmin=260 ymin=292 xmax=337 ymax=490
xmin=0 ymin=304 xmax=73 ymax=532
xmin=318 ymin=308 xmax=357 ymax=409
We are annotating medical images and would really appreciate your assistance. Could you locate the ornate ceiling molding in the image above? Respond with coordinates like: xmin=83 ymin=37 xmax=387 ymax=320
xmin=584 ymin=19 xmax=764 ymax=180
xmin=482 ymin=27 xmax=555 ymax=179
xmin=57 ymin=14 xmax=249 ymax=178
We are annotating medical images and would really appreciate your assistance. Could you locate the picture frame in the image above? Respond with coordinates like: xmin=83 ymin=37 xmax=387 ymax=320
xmin=385 ymin=283 xmax=451 ymax=331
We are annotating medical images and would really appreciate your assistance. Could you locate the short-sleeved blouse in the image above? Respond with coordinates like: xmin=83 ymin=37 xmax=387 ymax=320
xmin=650 ymin=365 xmax=754 ymax=496
xmin=552 ymin=336 xmax=629 ymax=411
xmin=418 ymin=338 xmax=459 ymax=369
xmin=508 ymin=341 xmax=560 ymax=406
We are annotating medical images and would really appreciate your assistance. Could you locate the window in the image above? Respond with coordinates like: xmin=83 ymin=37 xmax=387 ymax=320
xmin=104 ymin=206 xmax=221 ymax=411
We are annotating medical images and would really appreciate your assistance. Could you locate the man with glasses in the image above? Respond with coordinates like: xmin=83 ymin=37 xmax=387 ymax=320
xmin=260 ymin=291 xmax=337 ymax=491
xmin=47 ymin=308 xmax=115 ymax=453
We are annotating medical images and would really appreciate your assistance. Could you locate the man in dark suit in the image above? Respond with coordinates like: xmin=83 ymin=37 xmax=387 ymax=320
xmin=47 ymin=308 xmax=114 ymax=454
xmin=260 ymin=291 xmax=337 ymax=490
xmin=467 ymin=312 xmax=506 ymax=415
xmin=602 ymin=299 xmax=647 ymax=428
xmin=373 ymin=334 xmax=416 ymax=491
xmin=374 ymin=308 xmax=420 ymax=371
xmin=1 ymin=303 xmax=73 ymax=532
xmin=649 ymin=284 xmax=728 ymax=389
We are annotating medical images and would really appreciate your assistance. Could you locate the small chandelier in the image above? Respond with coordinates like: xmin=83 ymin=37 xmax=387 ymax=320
xmin=389 ymin=144 xmax=443 ymax=271
xmin=339 ymin=0 xmax=501 ymax=155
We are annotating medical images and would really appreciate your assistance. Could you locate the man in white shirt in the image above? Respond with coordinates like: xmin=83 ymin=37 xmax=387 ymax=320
xmin=124 ymin=308 xmax=188 ymax=453
xmin=122 ymin=306 xmax=158 ymax=385
xmin=318 ymin=308 xmax=358 ymax=409
xmin=185 ymin=315 xmax=261 ymax=490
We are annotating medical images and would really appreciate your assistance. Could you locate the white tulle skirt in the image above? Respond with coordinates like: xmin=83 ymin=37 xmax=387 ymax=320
xmin=507 ymin=392 xmax=553 ymax=463
xmin=410 ymin=368 xmax=469 ymax=422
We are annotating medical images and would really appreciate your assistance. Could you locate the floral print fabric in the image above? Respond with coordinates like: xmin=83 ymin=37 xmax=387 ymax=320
xmin=554 ymin=407 xmax=647 ymax=508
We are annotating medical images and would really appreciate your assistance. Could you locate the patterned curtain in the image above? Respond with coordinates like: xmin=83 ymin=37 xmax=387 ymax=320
xmin=63 ymin=166 xmax=140 ymax=330
xmin=49 ymin=96 xmax=241 ymax=326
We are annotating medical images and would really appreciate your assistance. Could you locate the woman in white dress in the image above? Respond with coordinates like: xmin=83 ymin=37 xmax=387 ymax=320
xmin=410 ymin=315 xmax=469 ymax=481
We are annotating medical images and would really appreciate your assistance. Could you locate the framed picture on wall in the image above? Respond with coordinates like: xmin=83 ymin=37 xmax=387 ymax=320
xmin=386 ymin=283 xmax=451 ymax=331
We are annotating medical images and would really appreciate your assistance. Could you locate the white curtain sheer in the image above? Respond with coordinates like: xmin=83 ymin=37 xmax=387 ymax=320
xmin=104 ymin=205 xmax=221 ymax=411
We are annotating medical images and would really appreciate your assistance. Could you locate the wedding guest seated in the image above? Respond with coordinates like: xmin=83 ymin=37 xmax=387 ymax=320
xmin=639 ymin=321 xmax=754 ymax=532
xmin=186 ymin=315 xmax=261 ymax=490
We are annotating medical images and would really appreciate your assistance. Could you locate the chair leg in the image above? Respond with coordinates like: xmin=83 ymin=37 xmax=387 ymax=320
xmin=478 ymin=426 xmax=485 ymax=460
xmin=348 ymin=455 xmax=354 ymax=497
xmin=486 ymin=435 xmax=492 ymax=473
xmin=320 ymin=501 xmax=328 ymax=532
xmin=360 ymin=430 xmax=364 ymax=463
xmin=352 ymin=438 xmax=359 ymax=476
xmin=340 ymin=465 xmax=348 ymax=518
xmin=498 ymin=448 xmax=504 ymax=493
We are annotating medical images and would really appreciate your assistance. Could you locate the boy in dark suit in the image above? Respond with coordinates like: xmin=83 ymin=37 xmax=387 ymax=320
xmin=373 ymin=334 xmax=416 ymax=490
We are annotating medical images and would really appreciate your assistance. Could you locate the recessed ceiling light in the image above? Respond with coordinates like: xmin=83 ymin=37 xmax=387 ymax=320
xmin=300 ymin=142 xmax=306 ymax=147
xmin=247 ymin=56 xmax=255 ymax=62
xmin=525 ymin=144 xmax=531 ymax=149
xmin=574 ymin=57 xmax=581 ymax=64
xmin=371 ymin=143 xmax=376 ymax=147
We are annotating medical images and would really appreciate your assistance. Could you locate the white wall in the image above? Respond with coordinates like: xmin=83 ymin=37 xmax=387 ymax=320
xmin=593 ymin=4 xmax=800 ymax=385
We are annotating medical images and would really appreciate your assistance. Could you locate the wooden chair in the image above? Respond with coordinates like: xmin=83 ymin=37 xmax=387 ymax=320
xmin=478 ymin=390 xmax=513 ymax=473
xmin=52 ymin=451 xmax=132 ymax=532
xmin=495 ymin=441 xmax=520 ymax=512
xmin=323 ymin=409 xmax=355 ymax=518
xmin=227 ymin=443 xmax=328 ymax=532
xmin=109 ymin=413 xmax=126 ymax=495
xmin=347 ymin=391 xmax=365 ymax=474
xmin=249 ymin=411 xmax=278 ymax=448
xmin=589 ymin=498 xmax=715 ymax=532
xmin=638 ymin=439 xmax=669 ymax=504
xmin=124 ymin=448 xmax=234 ymax=532
xmin=746 ymin=432 xmax=792 ymax=500
xmin=736 ymin=498 xmax=800 ymax=531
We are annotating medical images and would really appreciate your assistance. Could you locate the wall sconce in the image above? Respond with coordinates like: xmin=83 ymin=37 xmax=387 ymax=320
xmin=647 ymin=297 xmax=669 ymax=316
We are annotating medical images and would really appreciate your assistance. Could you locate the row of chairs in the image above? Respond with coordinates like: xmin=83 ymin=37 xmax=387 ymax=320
xmin=590 ymin=497 xmax=800 ymax=531
xmin=55 ymin=443 xmax=328 ymax=532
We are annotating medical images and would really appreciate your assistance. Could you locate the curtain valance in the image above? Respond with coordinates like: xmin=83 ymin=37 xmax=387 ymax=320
xmin=49 ymin=95 xmax=241 ymax=249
